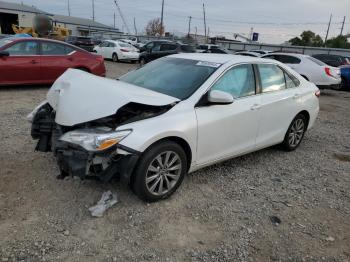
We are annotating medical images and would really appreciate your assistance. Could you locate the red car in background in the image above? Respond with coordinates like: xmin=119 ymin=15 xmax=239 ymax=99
xmin=0 ymin=37 xmax=105 ymax=85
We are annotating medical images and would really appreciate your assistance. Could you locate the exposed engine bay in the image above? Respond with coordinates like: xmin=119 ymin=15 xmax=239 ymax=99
xmin=30 ymin=101 xmax=174 ymax=182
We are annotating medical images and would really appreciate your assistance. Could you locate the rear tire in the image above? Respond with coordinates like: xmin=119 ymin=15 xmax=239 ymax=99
xmin=139 ymin=58 xmax=146 ymax=67
xmin=281 ymin=114 xmax=307 ymax=151
xmin=132 ymin=141 xmax=187 ymax=202
xmin=112 ymin=53 xmax=119 ymax=62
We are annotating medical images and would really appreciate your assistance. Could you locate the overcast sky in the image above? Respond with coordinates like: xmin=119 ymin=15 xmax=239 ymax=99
xmin=5 ymin=0 xmax=350 ymax=43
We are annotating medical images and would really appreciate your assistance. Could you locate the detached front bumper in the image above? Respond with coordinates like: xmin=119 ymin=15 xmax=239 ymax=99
xmin=30 ymin=103 xmax=139 ymax=183
xmin=56 ymin=142 xmax=139 ymax=183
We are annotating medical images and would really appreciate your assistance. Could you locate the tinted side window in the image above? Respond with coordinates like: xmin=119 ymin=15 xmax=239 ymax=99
xmin=277 ymin=55 xmax=301 ymax=64
xmin=5 ymin=41 xmax=39 ymax=55
xmin=258 ymin=64 xmax=286 ymax=93
xmin=100 ymin=41 xmax=108 ymax=47
xmin=41 ymin=42 xmax=72 ymax=55
xmin=212 ymin=64 xmax=256 ymax=98
xmin=160 ymin=44 xmax=177 ymax=51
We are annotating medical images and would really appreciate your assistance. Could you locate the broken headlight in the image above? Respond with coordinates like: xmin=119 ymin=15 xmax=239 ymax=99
xmin=59 ymin=128 xmax=132 ymax=151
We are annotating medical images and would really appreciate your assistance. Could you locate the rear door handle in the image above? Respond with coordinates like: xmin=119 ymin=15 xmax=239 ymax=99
xmin=30 ymin=60 xmax=38 ymax=64
xmin=250 ymin=104 xmax=261 ymax=110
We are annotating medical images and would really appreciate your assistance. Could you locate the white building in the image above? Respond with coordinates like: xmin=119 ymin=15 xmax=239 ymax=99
xmin=0 ymin=0 xmax=121 ymax=37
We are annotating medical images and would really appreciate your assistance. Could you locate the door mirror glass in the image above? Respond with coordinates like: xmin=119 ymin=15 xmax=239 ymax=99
xmin=208 ymin=90 xmax=234 ymax=105
xmin=0 ymin=51 xmax=9 ymax=57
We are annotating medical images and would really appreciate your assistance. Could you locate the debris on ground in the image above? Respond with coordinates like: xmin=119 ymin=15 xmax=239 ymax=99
xmin=270 ymin=216 xmax=282 ymax=226
xmin=88 ymin=190 xmax=118 ymax=217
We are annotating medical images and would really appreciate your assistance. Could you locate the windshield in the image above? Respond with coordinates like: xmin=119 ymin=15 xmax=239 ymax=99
xmin=0 ymin=38 xmax=13 ymax=49
xmin=120 ymin=57 xmax=219 ymax=100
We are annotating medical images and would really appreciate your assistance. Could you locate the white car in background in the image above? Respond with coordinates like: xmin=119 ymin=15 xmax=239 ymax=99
xmin=93 ymin=40 xmax=139 ymax=63
xmin=29 ymin=54 xmax=319 ymax=202
xmin=235 ymin=51 xmax=262 ymax=57
xmin=262 ymin=53 xmax=341 ymax=89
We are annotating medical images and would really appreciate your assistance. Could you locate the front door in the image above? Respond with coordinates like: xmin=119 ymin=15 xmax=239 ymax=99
xmin=195 ymin=64 xmax=261 ymax=166
xmin=0 ymin=40 xmax=41 ymax=84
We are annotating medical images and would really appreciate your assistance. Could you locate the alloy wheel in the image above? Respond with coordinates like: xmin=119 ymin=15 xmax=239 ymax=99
xmin=288 ymin=118 xmax=305 ymax=147
xmin=145 ymin=151 xmax=182 ymax=196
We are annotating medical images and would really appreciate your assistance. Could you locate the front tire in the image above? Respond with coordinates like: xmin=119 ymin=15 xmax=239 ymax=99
xmin=132 ymin=141 xmax=187 ymax=202
xmin=282 ymin=114 xmax=307 ymax=151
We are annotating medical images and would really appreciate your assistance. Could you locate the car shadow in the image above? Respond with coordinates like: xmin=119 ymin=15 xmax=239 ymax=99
xmin=0 ymin=85 xmax=51 ymax=92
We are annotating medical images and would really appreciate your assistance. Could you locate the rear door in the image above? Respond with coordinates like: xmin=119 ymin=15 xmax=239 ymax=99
xmin=40 ymin=41 xmax=76 ymax=83
xmin=0 ymin=40 xmax=41 ymax=84
xmin=255 ymin=63 xmax=301 ymax=148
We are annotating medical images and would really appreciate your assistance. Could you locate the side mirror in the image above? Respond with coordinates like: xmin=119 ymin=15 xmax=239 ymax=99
xmin=139 ymin=46 xmax=146 ymax=52
xmin=0 ymin=51 xmax=9 ymax=57
xmin=208 ymin=90 xmax=234 ymax=105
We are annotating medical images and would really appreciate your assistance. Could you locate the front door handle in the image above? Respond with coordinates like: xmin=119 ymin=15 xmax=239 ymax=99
xmin=250 ymin=104 xmax=261 ymax=110
xmin=30 ymin=60 xmax=38 ymax=64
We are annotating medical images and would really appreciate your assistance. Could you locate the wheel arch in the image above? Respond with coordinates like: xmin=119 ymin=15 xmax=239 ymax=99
xmin=296 ymin=110 xmax=310 ymax=129
xmin=144 ymin=136 xmax=193 ymax=171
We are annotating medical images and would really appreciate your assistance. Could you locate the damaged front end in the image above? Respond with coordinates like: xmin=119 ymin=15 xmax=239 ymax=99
xmin=29 ymin=101 xmax=173 ymax=183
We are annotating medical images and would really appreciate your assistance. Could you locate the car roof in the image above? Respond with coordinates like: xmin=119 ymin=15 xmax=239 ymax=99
xmin=170 ymin=53 xmax=265 ymax=64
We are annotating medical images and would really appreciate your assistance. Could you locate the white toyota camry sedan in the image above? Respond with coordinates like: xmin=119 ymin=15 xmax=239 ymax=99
xmin=29 ymin=54 xmax=320 ymax=202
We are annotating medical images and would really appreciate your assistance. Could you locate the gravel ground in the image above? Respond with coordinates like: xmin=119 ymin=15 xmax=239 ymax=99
xmin=0 ymin=61 xmax=349 ymax=262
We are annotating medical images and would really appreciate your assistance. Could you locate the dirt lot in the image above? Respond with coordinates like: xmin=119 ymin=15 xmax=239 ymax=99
xmin=0 ymin=61 xmax=349 ymax=262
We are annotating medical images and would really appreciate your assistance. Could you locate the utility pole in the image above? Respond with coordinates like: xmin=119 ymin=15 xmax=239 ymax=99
xmin=195 ymin=26 xmax=197 ymax=42
xmin=188 ymin=16 xmax=192 ymax=37
xmin=203 ymin=3 xmax=207 ymax=42
xmin=92 ymin=0 xmax=95 ymax=21
xmin=340 ymin=16 xmax=346 ymax=36
xmin=160 ymin=0 xmax=165 ymax=35
xmin=113 ymin=12 xmax=116 ymax=28
xmin=134 ymin=17 xmax=138 ymax=35
xmin=207 ymin=27 xmax=210 ymax=38
xmin=67 ymin=0 xmax=71 ymax=16
xmin=325 ymin=14 xmax=332 ymax=46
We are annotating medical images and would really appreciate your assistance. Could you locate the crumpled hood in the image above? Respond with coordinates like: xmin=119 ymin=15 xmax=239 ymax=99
xmin=47 ymin=69 xmax=179 ymax=126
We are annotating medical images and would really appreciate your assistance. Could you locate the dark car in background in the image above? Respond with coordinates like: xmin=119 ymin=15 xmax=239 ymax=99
xmin=139 ymin=41 xmax=195 ymax=65
xmin=340 ymin=65 xmax=350 ymax=91
xmin=312 ymin=54 xmax=350 ymax=67
xmin=65 ymin=36 xmax=95 ymax=52
xmin=0 ymin=37 xmax=105 ymax=85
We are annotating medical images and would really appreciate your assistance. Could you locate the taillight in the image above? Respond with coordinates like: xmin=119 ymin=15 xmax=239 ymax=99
xmin=120 ymin=49 xmax=130 ymax=52
xmin=325 ymin=67 xmax=332 ymax=77
xmin=315 ymin=90 xmax=321 ymax=97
